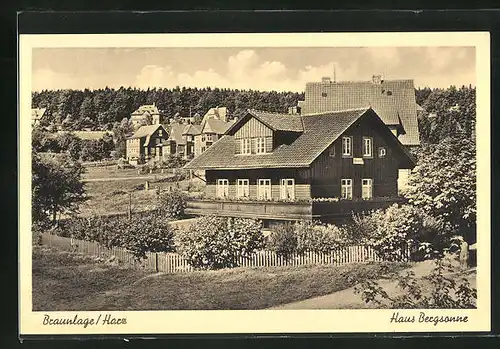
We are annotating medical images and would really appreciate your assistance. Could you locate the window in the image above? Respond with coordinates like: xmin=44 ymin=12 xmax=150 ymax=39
xmin=216 ymin=179 xmax=229 ymax=198
xmin=158 ymin=129 xmax=163 ymax=136
xmin=206 ymin=134 xmax=213 ymax=142
xmin=201 ymin=147 xmax=206 ymax=153
xmin=321 ymin=92 xmax=328 ymax=97
xmin=280 ymin=178 xmax=295 ymax=200
xmin=362 ymin=179 xmax=373 ymax=199
xmin=201 ymin=135 xmax=206 ymax=142
xmin=363 ymin=137 xmax=373 ymax=157
xmin=241 ymin=138 xmax=251 ymax=154
xmin=256 ymin=137 xmax=266 ymax=154
xmin=258 ymin=179 xmax=271 ymax=200
xmin=378 ymin=147 xmax=386 ymax=158
xmin=237 ymin=179 xmax=250 ymax=198
xmin=342 ymin=136 xmax=352 ymax=156
xmin=329 ymin=145 xmax=335 ymax=157
xmin=341 ymin=179 xmax=353 ymax=200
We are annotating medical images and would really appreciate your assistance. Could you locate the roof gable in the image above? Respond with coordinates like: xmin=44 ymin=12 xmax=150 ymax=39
xmin=128 ymin=124 xmax=165 ymax=140
xmin=226 ymin=109 xmax=304 ymax=136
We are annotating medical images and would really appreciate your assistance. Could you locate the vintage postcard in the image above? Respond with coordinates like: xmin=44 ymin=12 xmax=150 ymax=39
xmin=19 ymin=32 xmax=490 ymax=336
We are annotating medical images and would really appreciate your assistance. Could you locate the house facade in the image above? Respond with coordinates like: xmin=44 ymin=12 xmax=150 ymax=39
xmin=297 ymin=75 xmax=421 ymax=192
xmin=126 ymin=124 xmax=168 ymax=164
xmin=184 ymin=108 xmax=415 ymax=224
xmin=164 ymin=122 xmax=201 ymax=159
xmin=194 ymin=118 xmax=236 ymax=156
xmin=130 ymin=103 xmax=164 ymax=128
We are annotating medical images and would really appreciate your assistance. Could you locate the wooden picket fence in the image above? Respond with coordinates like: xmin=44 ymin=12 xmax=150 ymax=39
xmin=39 ymin=233 xmax=410 ymax=274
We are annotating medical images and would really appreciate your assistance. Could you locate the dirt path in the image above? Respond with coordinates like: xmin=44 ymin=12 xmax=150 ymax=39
xmin=269 ymin=259 xmax=476 ymax=310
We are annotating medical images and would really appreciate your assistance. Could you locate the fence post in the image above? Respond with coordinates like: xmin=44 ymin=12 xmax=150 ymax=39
xmin=155 ymin=253 xmax=159 ymax=272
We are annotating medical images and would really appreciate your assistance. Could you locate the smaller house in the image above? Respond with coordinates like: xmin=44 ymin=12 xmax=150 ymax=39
xmin=130 ymin=103 xmax=164 ymax=128
xmin=126 ymin=124 xmax=168 ymax=164
xmin=194 ymin=118 xmax=236 ymax=156
xmin=32 ymin=107 xmax=47 ymax=126
xmin=164 ymin=122 xmax=201 ymax=159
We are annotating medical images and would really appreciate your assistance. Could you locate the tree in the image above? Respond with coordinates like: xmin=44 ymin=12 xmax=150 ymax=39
xmin=56 ymin=132 xmax=82 ymax=160
xmin=113 ymin=118 xmax=134 ymax=159
xmin=403 ymin=137 xmax=476 ymax=243
xmin=32 ymin=152 xmax=86 ymax=224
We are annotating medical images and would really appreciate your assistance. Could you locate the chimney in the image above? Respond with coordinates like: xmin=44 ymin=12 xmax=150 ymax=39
xmin=372 ymin=75 xmax=382 ymax=84
xmin=321 ymin=76 xmax=331 ymax=83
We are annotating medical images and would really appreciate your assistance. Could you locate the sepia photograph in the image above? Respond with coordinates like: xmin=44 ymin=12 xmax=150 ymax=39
xmin=18 ymin=32 xmax=490 ymax=335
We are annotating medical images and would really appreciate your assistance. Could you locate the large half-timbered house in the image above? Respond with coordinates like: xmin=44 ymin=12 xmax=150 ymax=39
xmin=184 ymin=107 xmax=415 ymax=224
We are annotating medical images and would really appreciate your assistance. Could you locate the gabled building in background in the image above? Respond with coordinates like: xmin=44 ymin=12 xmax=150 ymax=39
xmin=126 ymin=124 xmax=168 ymax=164
xmin=202 ymin=106 xmax=229 ymax=123
xmin=297 ymin=75 xmax=421 ymax=191
xmin=164 ymin=122 xmax=201 ymax=159
xmin=32 ymin=107 xmax=47 ymax=126
xmin=194 ymin=118 xmax=236 ymax=156
xmin=130 ymin=103 xmax=164 ymax=128
xmin=184 ymin=107 xmax=415 ymax=225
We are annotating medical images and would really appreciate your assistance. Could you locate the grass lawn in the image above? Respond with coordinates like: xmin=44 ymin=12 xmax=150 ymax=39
xmin=32 ymin=246 xmax=409 ymax=311
xmin=79 ymin=173 xmax=205 ymax=216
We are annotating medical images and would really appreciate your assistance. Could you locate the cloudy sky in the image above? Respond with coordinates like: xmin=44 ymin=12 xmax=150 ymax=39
xmin=32 ymin=47 xmax=475 ymax=92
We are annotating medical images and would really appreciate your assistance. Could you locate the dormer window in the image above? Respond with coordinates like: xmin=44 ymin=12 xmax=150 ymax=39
xmin=256 ymin=137 xmax=266 ymax=154
xmin=241 ymin=138 xmax=251 ymax=155
xmin=329 ymin=145 xmax=335 ymax=157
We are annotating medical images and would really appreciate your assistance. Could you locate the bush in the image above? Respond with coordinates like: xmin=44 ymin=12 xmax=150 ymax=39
xmin=354 ymin=258 xmax=477 ymax=308
xmin=352 ymin=204 xmax=452 ymax=261
xmin=266 ymin=222 xmax=297 ymax=260
xmin=175 ymin=215 xmax=265 ymax=269
xmin=158 ymin=189 xmax=187 ymax=219
xmin=58 ymin=213 xmax=176 ymax=259
xmin=266 ymin=221 xmax=345 ymax=259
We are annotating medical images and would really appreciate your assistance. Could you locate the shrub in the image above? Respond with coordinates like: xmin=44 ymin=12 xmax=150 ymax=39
xmin=158 ymin=189 xmax=187 ymax=219
xmin=354 ymin=258 xmax=477 ymax=309
xmin=57 ymin=213 xmax=176 ymax=259
xmin=353 ymin=204 xmax=452 ymax=261
xmin=267 ymin=221 xmax=344 ymax=258
xmin=266 ymin=222 xmax=297 ymax=260
xmin=175 ymin=215 xmax=265 ymax=269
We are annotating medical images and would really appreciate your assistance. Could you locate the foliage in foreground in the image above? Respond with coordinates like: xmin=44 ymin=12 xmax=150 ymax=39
xmin=175 ymin=215 xmax=265 ymax=270
xmin=32 ymin=151 xmax=86 ymax=226
xmin=157 ymin=189 xmax=187 ymax=219
xmin=354 ymin=258 xmax=476 ymax=309
xmin=57 ymin=213 xmax=176 ymax=259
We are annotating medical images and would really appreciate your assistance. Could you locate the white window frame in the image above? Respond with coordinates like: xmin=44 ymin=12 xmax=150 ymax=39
xmin=341 ymin=179 xmax=353 ymax=200
xmin=329 ymin=145 xmax=336 ymax=157
xmin=257 ymin=179 xmax=272 ymax=200
xmin=206 ymin=134 xmax=213 ymax=142
xmin=362 ymin=178 xmax=373 ymax=200
xmin=216 ymin=179 xmax=229 ymax=198
xmin=256 ymin=137 xmax=266 ymax=154
xmin=378 ymin=147 xmax=386 ymax=158
xmin=342 ymin=136 xmax=352 ymax=157
xmin=280 ymin=178 xmax=295 ymax=200
xmin=241 ymin=138 xmax=251 ymax=155
xmin=363 ymin=137 xmax=373 ymax=158
xmin=236 ymin=179 xmax=250 ymax=198
xmin=201 ymin=135 xmax=206 ymax=142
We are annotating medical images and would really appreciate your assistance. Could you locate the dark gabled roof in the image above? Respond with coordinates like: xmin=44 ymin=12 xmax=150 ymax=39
xmin=185 ymin=107 xmax=417 ymax=170
xmin=128 ymin=124 xmax=165 ymax=140
xmin=168 ymin=123 xmax=187 ymax=144
xmin=300 ymin=79 xmax=420 ymax=146
xmin=247 ymin=110 xmax=304 ymax=132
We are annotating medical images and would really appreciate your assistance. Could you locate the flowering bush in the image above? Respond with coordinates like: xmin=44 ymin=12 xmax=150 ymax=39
xmin=175 ymin=215 xmax=265 ymax=269
xmin=265 ymin=222 xmax=297 ymax=260
xmin=158 ymin=189 xmax=187 ymax=219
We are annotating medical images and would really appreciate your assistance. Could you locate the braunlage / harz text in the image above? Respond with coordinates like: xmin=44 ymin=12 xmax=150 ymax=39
xmin=43 ymin=313 xmax=127 ymax=328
